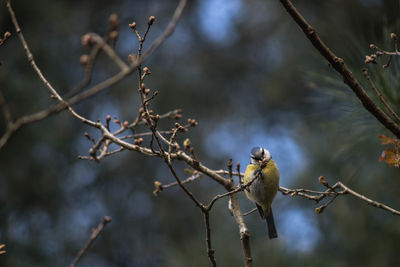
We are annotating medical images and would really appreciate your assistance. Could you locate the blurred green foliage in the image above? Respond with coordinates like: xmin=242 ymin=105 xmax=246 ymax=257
xmin=0 ymin=0 xmax=400 ymax=266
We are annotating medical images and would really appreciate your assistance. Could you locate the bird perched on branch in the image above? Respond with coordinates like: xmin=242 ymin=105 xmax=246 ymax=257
xmin=243 ymin=146 xmax=279 ymax=239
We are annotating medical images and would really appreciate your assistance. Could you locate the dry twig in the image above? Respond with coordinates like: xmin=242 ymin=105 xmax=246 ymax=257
xmin=70 ymin=216 xmax=112 ymax=267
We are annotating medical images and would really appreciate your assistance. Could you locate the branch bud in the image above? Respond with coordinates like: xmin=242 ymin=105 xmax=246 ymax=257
xmin=187 ymin=118 xmax=198 ymax=127
xmin=129 ymin=21 xmax=137 ymax=29
xmin=318 ymin=176 xmax=329 ymax=187
xmin=364 ymin=55 xmax=377 ymax=64
xmin=153 ymin=181 xmax=163 ymax=196
xmin=105 ymin=115 xmax=111 ymax=129
xmin=315 ymin=206 xmax=325 ymax=214
xmin=81 ymin=34 xmax=92 ymax=47
xmin=183 ymin=138 xmax=191 ymax=149
xmin=134 ymin=137 xmax=143 ymax=145
xmin=143 ymin=67 xmax=151 ymax=75
xmin=4 ymin=32 xmax=11 ymax=39
xmin=80 ymin=54 xmax=90 ymax=66
xmin=148 ymin=16 xmax=155 ymax=25
xmin=103 ymin=216 xmax=112 ymax=223
xmin=109 ymin=13 xmax=119 ymax=28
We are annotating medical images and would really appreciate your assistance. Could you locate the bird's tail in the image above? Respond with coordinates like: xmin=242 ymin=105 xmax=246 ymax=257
xmin=266 ymin=209 xmax=278 ymax=239
xmin=255 ymin=204 xmax=278 ymax=239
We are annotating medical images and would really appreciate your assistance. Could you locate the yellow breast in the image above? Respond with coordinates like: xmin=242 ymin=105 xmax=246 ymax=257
xmin=243 ymin=159 xmax=279 ymax=213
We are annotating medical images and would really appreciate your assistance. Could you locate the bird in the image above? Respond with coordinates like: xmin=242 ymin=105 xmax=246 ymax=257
xmin=243 ymin=146 xmax=280 ymax=239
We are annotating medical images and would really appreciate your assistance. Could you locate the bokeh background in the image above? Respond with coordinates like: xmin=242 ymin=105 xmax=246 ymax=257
xmin=1 ymin=0 xmax=400 ymax=266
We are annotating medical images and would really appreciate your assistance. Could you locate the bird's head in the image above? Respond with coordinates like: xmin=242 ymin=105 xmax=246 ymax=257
xmin=250 ymin=146 xmax=271 ymax=166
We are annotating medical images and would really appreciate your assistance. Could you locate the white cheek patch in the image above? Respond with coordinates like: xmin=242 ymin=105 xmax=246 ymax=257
xmin=263 ymin=149 xmax=271 ymax=161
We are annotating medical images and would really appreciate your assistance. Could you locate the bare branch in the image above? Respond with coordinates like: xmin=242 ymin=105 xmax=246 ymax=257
xmin=89 ymin=33 xmax=129 ymax=72
xmin=141 ymin=0 xmax=187 ymax=60
xmin=335 ymin=181 xmax=400 ymax=216
xmin=204 ymin=212 xmax=218 ymax=267
xmin=70 ymin=216 xmax=112 ymax=267
xmin=280 ymin=176 xmax=400 ymax=216
xmin=230 ymin=193 xmax=252 ymax=267
xmin=152 ymin=172 xmax=202 ymax=196
xmin=0 ymin=0 xmax=187 ymax=150
xmin=279 ymin=0 xmax=400 ymax=138
xmin=176 ymin=151 xmax=230 ymax=188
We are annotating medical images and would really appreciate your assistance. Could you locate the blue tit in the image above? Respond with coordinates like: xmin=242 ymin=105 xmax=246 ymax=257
xmin=243 ymin=146 xmax=279 ymax=239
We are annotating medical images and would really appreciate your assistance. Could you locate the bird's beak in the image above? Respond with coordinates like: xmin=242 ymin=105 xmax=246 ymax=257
xmin=259 ymin=158 xmax=268 ymax=169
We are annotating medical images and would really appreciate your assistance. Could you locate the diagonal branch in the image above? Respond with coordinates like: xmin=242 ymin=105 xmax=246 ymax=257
xmin=336 ymin=181 xmax=400 ymax=216
xmin=70 ymin=216 xmax=112 ymax=267
xmin=279 ymin=0 xmax=400 ymax=138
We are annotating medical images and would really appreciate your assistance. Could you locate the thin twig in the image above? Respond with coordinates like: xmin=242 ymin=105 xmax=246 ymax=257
xmin=66 ymin=43 xmax=102 ymax=98
xmin=336 ymin=181 xmax=400 ymax=216
xmin=204 ymin=212 xmax=218 ymax=267
xmin=236 ymin=163 xmax=242 ymax=186
xmin=154 ymin=172 xmax=202 ymax=193
xmin=279 ymin=186 xmax=336 ymax=203
xmin=141 ymin=0 xmax=187 ymax=60
xmin=205 ymin=168 xmax=264 ymax=212
xmin=242 ymin=208 xmax=257 ymax=217
xmin=89 ymin=33 xmax=129 ymax=71
xmin=370 ymin=44 xmax=400 ymax=56
xmin=362 ymin=68 xmax=400 ymax=123
xmin=70 ymin=216 xmax=112 ymax=267
xmin=159 ymin=131 xmax=203 ymax=210
xmin=280 ymin=177 xmax=400 ymax=216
